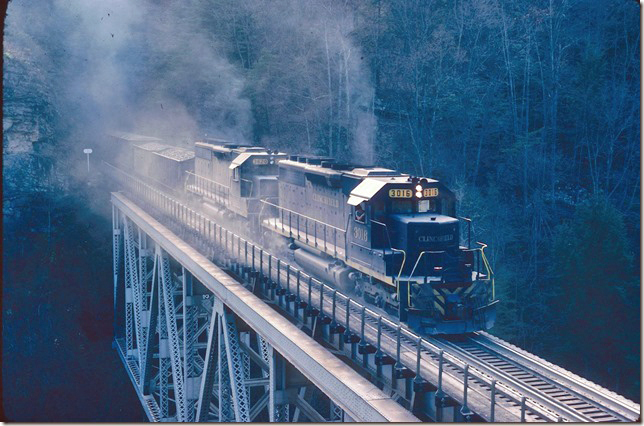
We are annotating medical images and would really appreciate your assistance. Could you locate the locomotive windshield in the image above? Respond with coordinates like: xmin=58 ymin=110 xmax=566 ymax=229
xmin=418 ymin=199 xmax=436 ymax=213
xmin=390 ymin=199 xmax=414 ymax=213
xmin=386 ymin=198 xmax=441 ymax=214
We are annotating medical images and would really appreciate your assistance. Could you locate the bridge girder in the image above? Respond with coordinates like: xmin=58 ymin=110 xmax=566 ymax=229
xmin=113 ymin=214 xmax=369 ymax=422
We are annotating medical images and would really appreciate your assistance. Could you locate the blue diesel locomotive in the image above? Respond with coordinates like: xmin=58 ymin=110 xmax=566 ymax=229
xmin=113 ymin=133 xmax=497 ymax=335
xmin=261 ymin=156 xmax=497 ymax=334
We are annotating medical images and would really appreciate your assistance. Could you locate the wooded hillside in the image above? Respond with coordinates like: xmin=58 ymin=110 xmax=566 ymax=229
xmin=4 ymin=0 xmax=640 ymax=402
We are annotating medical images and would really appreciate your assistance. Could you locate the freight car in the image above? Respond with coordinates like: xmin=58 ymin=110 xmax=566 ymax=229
xmin=106 ymin=132 xmax=195 ymax=192
xmin=106 ymin=131 xmax=164 ymax=171
xmin=132 ymin=142 xmax=195 ymax=191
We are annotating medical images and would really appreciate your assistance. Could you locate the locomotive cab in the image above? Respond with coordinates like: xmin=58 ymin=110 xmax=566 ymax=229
xmin=346 ymin=177 xmax=464 ymax=281
xmin=228 ymin=150 xmax=289 ymax=218
xmin=189 ymin=140 xmax=288 ymax=218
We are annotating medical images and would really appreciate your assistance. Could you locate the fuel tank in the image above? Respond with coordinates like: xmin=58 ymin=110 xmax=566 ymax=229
xmin=291 ymin=243 xmax=355 ymax=294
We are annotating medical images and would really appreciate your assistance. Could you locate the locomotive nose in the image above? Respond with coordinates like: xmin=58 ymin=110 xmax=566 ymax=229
xmin=390 ymin=214 xmax=459 ymax=249
xmin=390 ymin=214 xmax=460 ymax=276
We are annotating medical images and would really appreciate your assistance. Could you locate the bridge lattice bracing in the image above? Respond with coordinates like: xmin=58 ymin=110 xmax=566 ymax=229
xmin=112 ymin=195 xmax=419 ymax=422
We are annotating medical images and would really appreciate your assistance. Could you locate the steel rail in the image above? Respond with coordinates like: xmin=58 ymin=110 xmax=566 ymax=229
xmin=470 ymin=333 xmax=639 ymax=421
xmin=433 ymin=337 xmax=590 ymax=422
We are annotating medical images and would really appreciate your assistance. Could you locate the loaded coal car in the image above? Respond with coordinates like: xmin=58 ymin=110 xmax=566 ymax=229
xmin=262 ymin=157 xmax=497 ymax=334
xmin=105 ymin=131 xmax=164 ymax=171
xmin=131 ymin=142 xmax=195 ymax=192
xmin=189 ymin=140 xmax=288 ymax=219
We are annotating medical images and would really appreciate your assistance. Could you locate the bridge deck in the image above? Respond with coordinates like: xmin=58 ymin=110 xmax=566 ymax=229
xmin=112 ymin=191 xmax=419 ymax=423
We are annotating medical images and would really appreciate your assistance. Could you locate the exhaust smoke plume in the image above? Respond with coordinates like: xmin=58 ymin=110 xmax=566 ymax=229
xmin=7 ymin=0 xmax=253 ymax=184
xmin=224 ymin=0 xmax=377 ymax=164
xmin=6 ymin=0 xmax=378 ymax=188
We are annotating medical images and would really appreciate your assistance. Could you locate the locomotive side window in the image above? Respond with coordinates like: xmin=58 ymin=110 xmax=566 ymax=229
xmin=232 ymin=168 xmax=239 ymax=181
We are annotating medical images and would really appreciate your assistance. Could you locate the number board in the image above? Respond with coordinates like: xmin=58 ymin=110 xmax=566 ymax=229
xmin=423 ymin=188 xmax=439 ymax=197
xmin=252 ymin=158 xmax=269 ymax=165
xmin=389 ymin=189 xmax=413 ymax=198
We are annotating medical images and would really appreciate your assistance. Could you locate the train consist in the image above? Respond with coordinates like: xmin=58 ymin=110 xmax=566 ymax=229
xmin=109 ymin=132 xmax=497 ymax=334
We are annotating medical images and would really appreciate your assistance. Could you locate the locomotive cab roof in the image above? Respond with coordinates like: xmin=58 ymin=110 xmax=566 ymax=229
xmin=278 ymin=158 xmax=401 ymax=179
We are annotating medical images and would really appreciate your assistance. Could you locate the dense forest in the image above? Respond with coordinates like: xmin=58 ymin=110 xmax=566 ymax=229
xmin=4 ymin=0 xmax=640 ymax=412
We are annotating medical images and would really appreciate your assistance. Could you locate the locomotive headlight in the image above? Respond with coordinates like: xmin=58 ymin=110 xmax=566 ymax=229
xmin=415 ymin=184 xmax=422 ymax=192
xmin=415 ymin=191 xmax=422 ymax=198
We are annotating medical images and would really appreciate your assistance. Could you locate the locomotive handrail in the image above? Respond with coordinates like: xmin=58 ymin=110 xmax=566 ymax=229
xmin=185 ymin=171 xmax=230 ymax=205
xmin=185 ymin=170 xmax=230 ymax=190
xmin=477 ymin=242 xmax=495 ymax=299
xmin=393 ymin=248 xmax=407 ymax=285
xmin=457 ymin=216 xmax=472 ymax=249
xmin=407 ymin=250 xmax=438 ymax=282
xmin=261 ymin=196 xmax=279 ymax=203
xmin=406 ymin=250 xmax=433 ymax=306
xmin=369 ymin=219 xmax=392 ymax=254
xmin=259 ymin=199 xmax=346 ymax=233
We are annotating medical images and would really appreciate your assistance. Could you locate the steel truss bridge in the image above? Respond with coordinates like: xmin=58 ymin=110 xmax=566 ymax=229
xmin=109 ymin=166 xmax=640 ymax=422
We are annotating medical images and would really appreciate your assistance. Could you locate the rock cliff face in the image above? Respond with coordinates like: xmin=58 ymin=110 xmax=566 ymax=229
xmin=3 ymin=38 xmax=61 ymax=220
xmin=3 ymin=18 xmax=144 ymax=420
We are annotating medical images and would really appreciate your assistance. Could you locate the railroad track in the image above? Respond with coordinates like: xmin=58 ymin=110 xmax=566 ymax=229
xmin=106 ymin=164 xmax=640 ymax=422
xmin=433 ymin=333 xmax=640 ymax=422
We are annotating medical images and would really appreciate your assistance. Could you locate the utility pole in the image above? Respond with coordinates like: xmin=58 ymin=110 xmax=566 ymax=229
xmin=83 ymin=148 xmax=93 ymax=173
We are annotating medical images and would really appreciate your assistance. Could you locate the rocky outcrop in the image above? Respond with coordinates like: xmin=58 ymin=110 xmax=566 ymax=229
xmin=3 ymin=39 xmax=61 ymax=219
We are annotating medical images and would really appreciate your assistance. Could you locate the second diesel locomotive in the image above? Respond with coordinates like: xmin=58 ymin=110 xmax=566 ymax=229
xmin=111 ymin=132 xmax=497 ymax=335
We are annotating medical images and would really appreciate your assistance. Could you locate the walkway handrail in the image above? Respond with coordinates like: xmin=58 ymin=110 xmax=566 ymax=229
xmin=260 ymin=199 xmax=345 ymax=233
xmin=185 ymin=170 xmax=230 ymax=190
